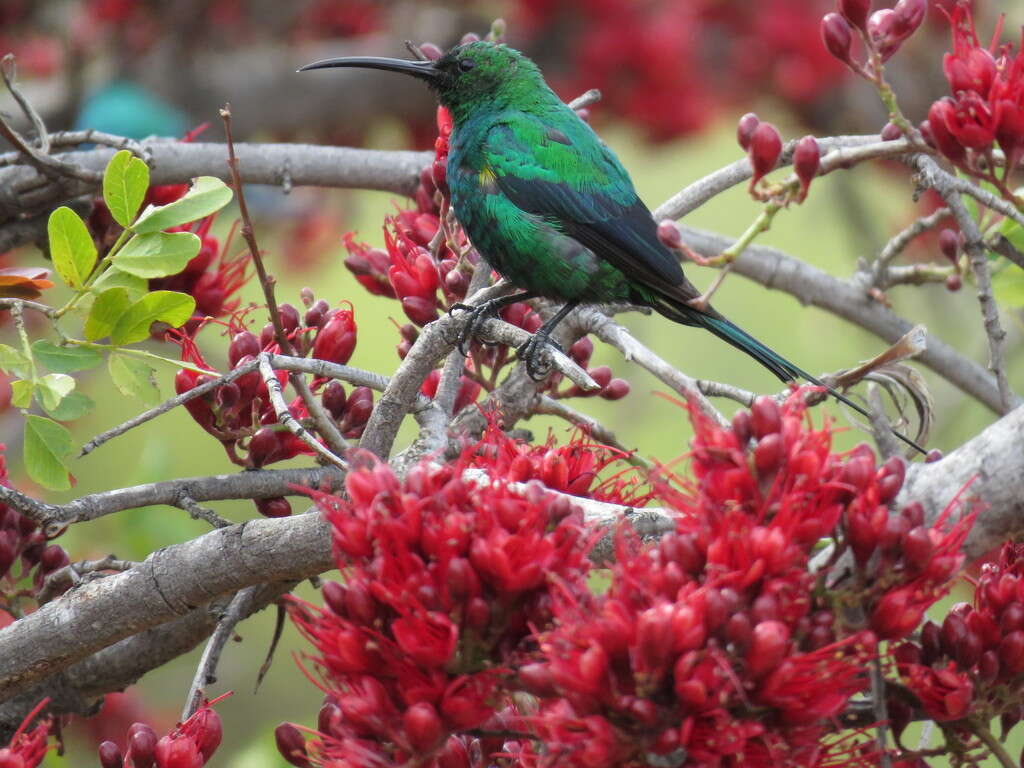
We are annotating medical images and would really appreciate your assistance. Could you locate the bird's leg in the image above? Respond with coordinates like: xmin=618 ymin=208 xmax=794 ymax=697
xmin=686 ymin=263 xmax=734 ymax=312
xmin=519 ymin=300 xmax=579 ymax=381
xmin=449 ymin=291 xmax=536 ymax=356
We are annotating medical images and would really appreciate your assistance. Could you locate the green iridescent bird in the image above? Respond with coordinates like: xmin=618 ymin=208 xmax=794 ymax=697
xmin=300 ymin=42 xmax=924 ymax=454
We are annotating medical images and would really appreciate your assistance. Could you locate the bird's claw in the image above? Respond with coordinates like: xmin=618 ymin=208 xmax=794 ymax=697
xmin=449 ymin=299 xmax=502 ymax=356
xmin=518 ymin=332 xmax=562 ymax=381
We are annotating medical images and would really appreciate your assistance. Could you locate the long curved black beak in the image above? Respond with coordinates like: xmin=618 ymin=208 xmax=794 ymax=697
xmin=298 ymin=56 xmax=439 ymax=82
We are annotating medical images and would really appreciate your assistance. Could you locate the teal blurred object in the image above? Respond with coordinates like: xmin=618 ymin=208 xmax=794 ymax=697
xmin=74 ymin=80 xmax=188 ymax=139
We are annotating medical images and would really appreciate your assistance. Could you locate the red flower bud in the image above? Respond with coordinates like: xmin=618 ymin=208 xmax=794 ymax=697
xmin=736 ymin=112 xmax=760 ymax=151
xmin=938 ymin=229 xmax=960 ymax=263
xmin=902 ymin=526 xmax=933 ymax=570
xmin=839 ymin=0 xmax=871 ymax=31
xmin=229 ymin=332 xmax=262 ymax=369
xmin=747 ymin=620 xmax=790 ymax=678
xmin=892 ymin=0 xmax=925 ymax=37
xmin=249 ymin=427 xmax=282 ymax=468
xmin=793 ymin=136 xmax=820 ymax=201
xmin=999 ymin=631 xmax=1024 ymax=676
xmin=403 ymin=702 xmax=444 ymax=753
xmin=312 ymin=310 xmax=357 ymax=365
xmin=821 ymin=13 xmax=855 ymax=66
xmin=588 ymin=366 xmax=613 ymax=390
xmin=880 ymin=122 xmax=903 ymax=141
xmin=275 ymin=723 xmax=310 ymax=767
xmin=601 ymin=378 xmax=630 ymax=400
xmin=946 ymin=274 xmax=962 ymax=292
xmin=401 ymin=295 xmax=440 ymax=326
xmin=322 ymin=380 xmax=347 ymax=420
xmin=754 ymin=433 xmax=784 ymax=475
xmin=255 ymin=497 xmax=292 ymax=518
xmin=569 ymin=336 xmax=594 ymax=367
xmin=99 ymin=741 xmax=123 ymax=768
xmin=927 ymin=100 xmax=967 ymax=164
xmin=750 ymin=395 xmax=782 ymax=438
xmin=154 ymin=735 xmax=202 ymax=768
xmin=748 ymin=123 xmax=782 ymax=185
xmin=304 ymin=299 xmax=329 ymax=328
xmin=127 ymin=723 xmax=158 ymax=768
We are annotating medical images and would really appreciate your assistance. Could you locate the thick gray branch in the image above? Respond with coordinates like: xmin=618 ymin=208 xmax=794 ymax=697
xmin=899 ymin=404 xmax=1024 ymax=560
xmin=0 ymin=141 xmax=431 ymax=221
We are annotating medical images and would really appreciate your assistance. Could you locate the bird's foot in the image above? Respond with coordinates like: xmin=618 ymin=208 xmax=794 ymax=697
xmin=518 ymin=331 xmax=563 ymax=381
xmin=448 ymin=298 xmax=505 ymax=356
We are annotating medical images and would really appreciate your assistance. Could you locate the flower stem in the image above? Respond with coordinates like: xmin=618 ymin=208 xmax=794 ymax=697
xmin=66 ymin=339 xmax=216 ymax=376
xmin=973 ymin=722 xmax=1016 ymax=768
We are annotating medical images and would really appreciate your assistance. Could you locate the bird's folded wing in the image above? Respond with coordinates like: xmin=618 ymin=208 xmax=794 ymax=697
xmin=481 ymin=120 xmax=696 ymax=302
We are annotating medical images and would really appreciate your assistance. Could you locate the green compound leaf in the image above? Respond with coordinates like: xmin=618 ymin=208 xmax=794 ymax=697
xmin=37 ymin=372 xmax=75 ymax=412
xmin=85 ymin=287 xmax=132 ymax=341
xmin=24 ymin=414 xmax=73 ymax=491
xmin=31 ymin=340 xmax=103 ymax=373
xmin=110 ymin=291 xmax=195 ymax=345
xmin=108 ymin=353 xmax=160 ymax=406
xmin=43 ymin=390 xmax=95 ymax=421
xmin=48 ymin=206 xmax=98 ymax=288
xmin=112 ymin=231 xmax=201 ymax=279
xmin=103 ymin=150 xmax=150 ymax=228
xmin=132 ymin=176 xmax=233 ymax=234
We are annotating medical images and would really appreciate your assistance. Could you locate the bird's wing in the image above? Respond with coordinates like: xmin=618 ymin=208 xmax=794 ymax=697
xmin=480 ymin=118 xmax=697 ymax=300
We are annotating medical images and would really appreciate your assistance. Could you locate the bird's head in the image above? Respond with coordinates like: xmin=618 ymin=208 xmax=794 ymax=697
xmin=299 ymin=42 xmax=544 ymax=121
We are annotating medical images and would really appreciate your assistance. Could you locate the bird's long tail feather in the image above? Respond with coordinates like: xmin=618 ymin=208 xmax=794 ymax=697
xmin=653 ymin=299 xmax=926 ymax=455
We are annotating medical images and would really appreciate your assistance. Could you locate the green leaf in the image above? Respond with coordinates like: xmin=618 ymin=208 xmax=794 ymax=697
xmin=90 ymin=267 xmax=149 ymax=299
xmin=48 ymin=206 xmax=98 ymax=288
xmin=992 ymin=264 xmax=1024 ymax=307
xmin=31 ymin=340 xmax=102 ymax=373
xmin=110 ymin=291 xmax=196 ymax=345
xmin=24 ymin=414 xmax=73 ymax=491
xmin=132 ymin=176 xmax=233 ymax=233
xmin=11 ymin=379 xmax=33 ymax=409
xmin=37 ymin=372 xmax=75 ymax=411
xmin=43 ymin=390 xmax=95 ymax=421
xmin=103 ymin=150 xmax=150 ymax=227
xmin=999 ymin=218 xmax=1024 ymax=254
xmin=85 ymin=287 xmax=132 ymax=341
xmin=108 ymin=353 xmax=160 ymax=405
xmin=0 ymin=343 xmax=30 ymax=377
xmin=112 ymin=231 xmax=201 ymax=278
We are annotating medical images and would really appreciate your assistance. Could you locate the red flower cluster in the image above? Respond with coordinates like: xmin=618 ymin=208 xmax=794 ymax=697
xmin=0 ymin=698 xmax=51 ymax=768
xmin=172 ymin=298 xmax=371 ymax=510
xmin=0 ymin=446 xmax=72 ymax=621
xmin=97 ymin=698 xmax=225 ymax=768
xmin=282 ymin=434 xmax=601 ymax=767
xmin=925 ymin=2 xmax=1024 ymax=186
xmin=891 ymin=541 xmax=1024 ymax=731
xmin=281 ymin=391 xmax=978 ymax=767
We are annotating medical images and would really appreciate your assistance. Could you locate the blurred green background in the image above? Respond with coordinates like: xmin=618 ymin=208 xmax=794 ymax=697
xmin=0 ymin=0 xmax=1021 ymax=765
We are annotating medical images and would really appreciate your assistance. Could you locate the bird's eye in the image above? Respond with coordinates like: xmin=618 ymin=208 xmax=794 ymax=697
xmin=458 ymin=58 xmax=476 ymax=72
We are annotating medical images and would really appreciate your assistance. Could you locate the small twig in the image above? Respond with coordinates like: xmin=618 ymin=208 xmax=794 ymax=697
xmin=0 ymin=55 xmax=50 ymax=154
xmin=36 ymin=556 xmax=137 ymax=605
xmin=0 ymin=111 xmax=98 ymax=184
xmin=254 ymin=601 xmax=287 ymax=692
xmin=567 ymin=89 xmax=602 ymax=111
xmin=973 ymin=722 xmax=1017 ymax=768
xmin=81 ymin=355 xmax=404 ymax=457
xmin=869 ymin=207 xmax=952 ymax=288
xmin=221 ymin=104 xmax=348 ymax=457
xmin=258 ymin=354 xmax=346 ymax=469
xmin=572 ymin=306 xmax=729 ymax=426
xmin=656 ymin=135 xmax=916 ymax=220
xmin=182 ymin=586 xmax=260 ymax=720
xmin=914 ymin=156 xmax=1015 ymax=413
xmin=0 ymin=466 xmax=344 ymax=532
xmin=989 ymin=234 xmax=1024 ymax=270
xmin=435 ymin=262 xmax=492 ymax=417
xmin=176 ymin=495 xmax=231 ymax=529
xmin=869 ymin=657 xmax=893 ymax=768
xmin=533 ymin=395 xmax=650 ymax=469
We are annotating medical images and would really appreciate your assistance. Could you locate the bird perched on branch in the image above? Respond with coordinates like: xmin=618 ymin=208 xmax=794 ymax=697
xmin=300 ymin=42 xmax=925 ymax=454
